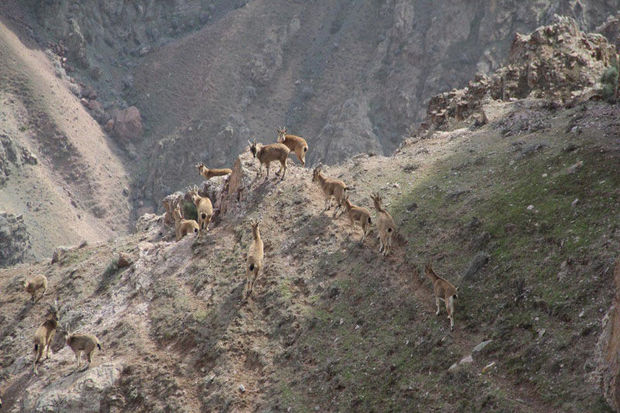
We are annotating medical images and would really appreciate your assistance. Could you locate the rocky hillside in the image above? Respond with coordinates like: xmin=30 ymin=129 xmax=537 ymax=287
xmin=0 ymin=21 xmax=132 ymax=265
xmin=0 ymin=19 xmax=618 ymax=412
xmin=1 ymin=2 xmax=617 ymax=212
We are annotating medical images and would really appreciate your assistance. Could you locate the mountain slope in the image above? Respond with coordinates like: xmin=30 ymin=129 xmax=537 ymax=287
xmin=0 ymin=17 xmax=618 ymax=413
xmin=0 ymin=20 xmax=132 ymax=262
xmin=1 ymin=92 xmax=618 ymax=413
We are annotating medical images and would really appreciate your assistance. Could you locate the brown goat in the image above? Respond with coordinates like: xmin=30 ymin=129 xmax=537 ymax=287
xmin=188 ymin=187 xmax=213 ymax=234
xmin=33 ymin=301 xmax=59 ymax=374
xmin=196 ymin=163 xmax=232 ymax=180
xmin=277 ymin=127 xmax=309 ymax=166
xmin=24 ymin=275 xmax=48 ymax=303
xmin=244 ymin=220 xmax=264 ymax=299
xmin=248 ymin=139 xmax=290 ymax=180
xmin=172 ymin=202 xmax=200 ymax=241
xmin=370 ymin=193 xmax=396 ymax=256
xmin=425 ymin=264 xmax=459 ymax=331
xmin=59 ymin=331 xmax=102 ymax=371
xmin=343 ymin=196 xmax=372 ymax=244
xmin=312 ymin=165 xmax=349 ymax=216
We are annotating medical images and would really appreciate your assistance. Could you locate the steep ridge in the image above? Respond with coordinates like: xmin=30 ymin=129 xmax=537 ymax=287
xmin=0 ymin=20 xmax=132 ymax=262
xmin=0 ymin=18 xmax=618 ymax=412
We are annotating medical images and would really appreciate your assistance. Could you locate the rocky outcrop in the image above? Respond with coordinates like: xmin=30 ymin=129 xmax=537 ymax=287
xmin=106 ymin=106 xmax=142 ymax=142
xmin=423 ymin=17 xmax=618 ymax=130
xmin=0 ymin=134 xmax=38 ymax=186
xmin=110 ymin=106 xmax=143 ymax=142
xmin=0 ymin=212 xmax=31 ymax=268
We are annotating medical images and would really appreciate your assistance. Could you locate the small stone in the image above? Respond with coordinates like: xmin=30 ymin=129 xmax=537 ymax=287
xmin=527 ymin=204 xmax=535 ymax=211
xmin=238 ymin=384 xmax=245 ymax=393
xmin=482 ymin=361 xmax=496 ymax=373
xmin=117 ymin=252 xmax=133 ymax=268
xmin=472 ymin=340 xmax=492 ymax=353
xmin=460 ymin=355 xmax=473 ymax=364
xmin=571 ymin=198 xmax=579 ymax=208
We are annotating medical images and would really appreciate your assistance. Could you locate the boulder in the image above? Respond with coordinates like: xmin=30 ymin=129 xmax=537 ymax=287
xmin=111 ymin=107 xmax=143 ymax=142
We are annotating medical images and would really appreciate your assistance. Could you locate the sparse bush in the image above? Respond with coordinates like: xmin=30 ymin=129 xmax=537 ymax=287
xmin=183 ymin=200 xmax=198 ymax=221
xmin=601 ymin=59 xmax=618 ymax=103
xmin=97 ymin=258 xmax=120 ymax=293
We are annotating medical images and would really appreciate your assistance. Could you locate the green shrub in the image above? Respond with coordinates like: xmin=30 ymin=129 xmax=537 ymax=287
xmin=601 ymin=59 xmax=618 ymax=103
xmin=183 ymin=201 xmax=198 ymax=221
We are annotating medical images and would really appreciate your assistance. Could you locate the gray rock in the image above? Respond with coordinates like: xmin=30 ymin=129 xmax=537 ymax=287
xmin=462 ymin=252 xmax=490 ymax=280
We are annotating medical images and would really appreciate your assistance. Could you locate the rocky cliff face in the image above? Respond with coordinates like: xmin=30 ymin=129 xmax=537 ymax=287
xmin=2 ymin=1 xmax=616 ymax=211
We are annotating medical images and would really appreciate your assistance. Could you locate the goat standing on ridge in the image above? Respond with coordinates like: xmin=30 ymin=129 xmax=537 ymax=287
xmin=24 ymin=275 xmax=47 ymax=303
xmin=370 ymin=193 xmax=396 ymax=256
xmin=312 ymin=165 xmax=349 ymax=217
xmin=59 ymin=328 xmax=102 ymax=371
xmin=248 ymin=139 xmax=290 ymax=180
xmin=343 ymin=195 xmax=372 ymax=244
xmin=424 ymin=264 xmax=459 ymax=331
xmin=196 ymin=163 xmax=232 ymax=180
xmin=32 ymin=300 xmax=59 ymax=374
xmin=276 ymin=127 xmax=309 ymax=166
xmin=188 ymin=186 xmax=213 ymax=234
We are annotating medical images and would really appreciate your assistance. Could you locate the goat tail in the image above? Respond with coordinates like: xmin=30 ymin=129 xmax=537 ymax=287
xmin=303 ymin=146 xmax=308 ymax=152
xmin=249 ymin=263 xmax=255 ymax=271
xmin=367 ymin=217 xmax=372 ymax=224
xmin=97 ymin=342 xmax=102 ymax=350
xmin=201 ymin=213 xmax=207 ymax=220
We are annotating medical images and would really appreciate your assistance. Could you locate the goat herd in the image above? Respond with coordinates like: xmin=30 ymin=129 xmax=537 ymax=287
xmin=15 ymin=127 xmax=458 ymax=391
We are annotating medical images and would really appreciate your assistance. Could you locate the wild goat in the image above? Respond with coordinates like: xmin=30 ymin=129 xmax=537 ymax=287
xmin=24 ymin=275 xmax=48 ymax=303
xmin=425 ymin=264 xmax=459 ymax=331
xmin=33 ymin=300 xmax=59 ymax=374
xmin=277 ymin=127 xmax=309 ymax=166
xmin=172 ymin=201 xmax=199 ymax=241
xmin=248 ymin=139 xmax=290 ymax=180
xmin=370 ymin=193 xmax=396 ymax=256
xmin=196 ymin=163 xmax=232 ymax=180
xmin=59 ymin=330 xmax=102 ymax=371
xmin=343 ymin=196 xmax=372 ymax=244
xmin=312 ymin=165 xmax=349 ymax=216
xmin=244 ymin=220 xmax=264 ymax=299
xmin=188 ymin=186 xmax=213 ymax=233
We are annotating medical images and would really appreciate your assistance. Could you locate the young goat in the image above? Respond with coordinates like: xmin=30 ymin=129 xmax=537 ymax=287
xmin=32 ymin=301 xmax=59 ymax=374
xmin=244 ymin=220 xmax=264 ymax=299
xmin=276 ymin=127 xmax=309 ymax=166
xmin=370 ymin=193 xmax=396 ymax=256
xmin=312 ymin=165 xmax=349 ymax=216
xmin=343 ymin=196 xmax=372 ymax=244
xmin=425 ymin=264 xmax=459 ymax=331
xmin=24 ymin=275 xmax=48 ymax=303
xmin=59 ymin=330 xmax=102 ymax=371
xmin=188 ymin=187 xmax=213 ymax=234
xmin=172 ymin=201 xmax=200 ymax=241
xmin=248 ymin=139 xmax=290 ymax=180
xmin=196 ymin=163 xmax=232 ymax=180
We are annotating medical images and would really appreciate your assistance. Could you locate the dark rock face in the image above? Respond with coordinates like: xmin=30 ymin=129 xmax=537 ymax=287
xmin=0 ymin=211 xmax=31 ymax=268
